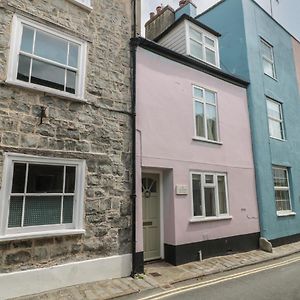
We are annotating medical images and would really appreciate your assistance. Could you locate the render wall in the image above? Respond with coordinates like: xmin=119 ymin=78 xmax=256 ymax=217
xmin=136 ymin=47 xmax=259 ymax=250
xmin=200 ymin=0 xmax=300 ymax=241
xmin=0 ymin=0 xmax=132 ymax=272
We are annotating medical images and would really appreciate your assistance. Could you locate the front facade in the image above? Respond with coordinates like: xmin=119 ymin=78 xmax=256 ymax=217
xmin=199 ymin=0 xmax=300 ymax=244
xmin=134 ymin=32 xmax=260 ymax=268
xmin=0 ymin=0 xmax=135 ymax=298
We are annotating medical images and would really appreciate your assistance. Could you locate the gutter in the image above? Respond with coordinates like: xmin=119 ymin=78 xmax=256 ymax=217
xmin=130 ymin=0 xmax=138 ymax=277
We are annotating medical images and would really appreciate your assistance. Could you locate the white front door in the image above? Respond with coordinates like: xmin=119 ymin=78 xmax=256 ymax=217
xmin=142 ymin=173 xmax=161 ymax=261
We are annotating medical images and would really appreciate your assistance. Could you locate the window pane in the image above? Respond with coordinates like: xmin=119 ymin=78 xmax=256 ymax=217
xmin=17 ymin=55 xmax=31 ymax=82
xmin=31 ymin=59 xmax=65 ymax=91
xmin=273 ymin=168 xmax=288 ymax=187
xmin=66 ymin=70 xmax=76 ymax=94
xmin=35 ymin=31 xmax=68 ymax=65
xmin=195 ymin=101 xmax=205 ymax=137
xmin=194 ymin=87 xmax=203 ymax=99
xmin=20 ymin=26 xmax=34 ymax=53
xmin=218 ymin=176 xmax=227 ymax=214
xmin=269 ymin=119 xmax=283 ymax=139
xmin=68 ymin=43 xmax=79 ymax=68
xmin=204 ymin=187 xmax=216 ymax=216
xmin=263 ymin=59 xmax=275 ymax=77
xmin=205 ymin=90 xmax=216 ymax=104
xmin=206 ymin=104 xmax=217 ymax=141
xmin=190 ymin=28 xmax=202 ymax=41
xmin=192 ymin=174 xmax=202 ymax=216
xmin=205 ymin=47 xmax=216 ymax=65
xmin=190 ymin=40 xmax=203 ymax=60
xmin=65 ymin=166 xmax=76 ymax=193
xmin=8 ymin=196 xmax=23 ymax=228
xmin=261 ymin=41 xmax=272 ymax=60
xmin=24 ymin=196 xmax=61 ymax=226
xmin=205 ymin=175 xmax=214 ymax=184
xmin=27 ymin=164 xmax=64 ymax=193
xmin=11 ymin=163 xmax=26 ymax=193
xmin=205 ymin=36 xmax=215 ymax=47
xmin=267 ymin=100 xmax=281 ymax=119
xmin=63 ymin=196 xmax=74 ymax=223
xmin=275 ymin=191 xmax=291 ymax=211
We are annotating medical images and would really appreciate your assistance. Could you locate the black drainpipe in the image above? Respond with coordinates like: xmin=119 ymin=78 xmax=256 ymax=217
xmin=130 ymin=0 xmax=137 ymax=278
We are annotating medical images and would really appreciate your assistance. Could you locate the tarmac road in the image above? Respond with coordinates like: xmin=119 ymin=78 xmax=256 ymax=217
xmin=138 ymin=253 xmax=300 ymax=300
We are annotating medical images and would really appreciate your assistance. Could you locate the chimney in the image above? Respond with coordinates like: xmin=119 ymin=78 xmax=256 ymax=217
xmin=175 ymin=0 xmax=197 ymax=20
xmin=145 ymin=5 xmax=175 ymax=40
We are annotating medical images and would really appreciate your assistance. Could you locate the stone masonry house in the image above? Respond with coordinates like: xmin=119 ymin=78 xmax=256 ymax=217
xmin=0 ymin=0 xmax=139 ymax=298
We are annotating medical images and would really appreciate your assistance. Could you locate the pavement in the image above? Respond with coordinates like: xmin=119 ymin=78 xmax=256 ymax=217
xmin=16 ymin=241 xmax=300 ymax=300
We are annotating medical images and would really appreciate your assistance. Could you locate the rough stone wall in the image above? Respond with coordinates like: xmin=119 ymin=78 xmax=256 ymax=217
xmin=0 ymin=0 xmax=133 ymax=272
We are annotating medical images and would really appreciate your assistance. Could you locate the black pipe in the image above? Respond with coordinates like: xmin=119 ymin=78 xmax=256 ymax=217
xmin=130 ymin=0 xmax=137 ymax=278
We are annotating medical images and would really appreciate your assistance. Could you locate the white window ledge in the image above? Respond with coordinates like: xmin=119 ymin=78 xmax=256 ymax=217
xmin=190 ymin=216 xmax=232 ymax=223
xmin=67 ymin=0 xmax=93 ymax=11
xmin=0 ymin=229 xmax=85 ymax=242
xmin=277 ymin=212 xmax=296 ymax=217
xmin=270 ymin=136 xmax=286 ymax=142
xmin=192 ymin=137 xmax=223 ymax=145
xmin=5 ymin=80 xmax=86 ymax=103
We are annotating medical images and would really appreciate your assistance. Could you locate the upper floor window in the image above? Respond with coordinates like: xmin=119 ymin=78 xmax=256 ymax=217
xmin=7 ymin=15 xmax=87 ymax=101
xmin=0 ymin=153 xmax=85 ymax=239
xmin=266 ymin=98 xmax=285 ymax=140
xmin=191 ymin=172 xmax=229 ymax=219
xmin=272 ymin=166 xmax=292 ymax=215
xmin=193 ymin=85 xmax=219 ymax=142
xmin=261 ymin=39 xmax=276 ymax=79
xmin=188 ymin=25 xmax=219 ymax=67
xmin=68 ymin=0 xmax=92 ymax=10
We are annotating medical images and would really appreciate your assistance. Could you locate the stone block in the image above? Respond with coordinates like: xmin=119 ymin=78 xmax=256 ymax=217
xmin=259 ymin=237 xmax=273 ymax=253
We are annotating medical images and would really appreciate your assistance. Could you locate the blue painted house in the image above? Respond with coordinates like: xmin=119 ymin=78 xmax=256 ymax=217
xmin=198 ymin=0 xmax=300 ymax=245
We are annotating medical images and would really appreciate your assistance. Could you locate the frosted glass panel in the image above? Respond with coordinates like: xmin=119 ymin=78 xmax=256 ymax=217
xmin=8 ymin=196 xmax=23 ymax=228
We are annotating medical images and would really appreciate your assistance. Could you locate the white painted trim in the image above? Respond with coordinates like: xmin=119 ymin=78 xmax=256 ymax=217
xmin=6 ymin=14 xmax=87 ymax=101
xmin=0 ymin=254 xmax=131 ymax=299
xmin=190 ymin=216 xmax=232 ymax=223
xmin=67 ymin=0 xmax=93 ymax=11
xmin=0 ymin=153 xmax=85 ymax=238
xmin=277 ymin=212 xmax=296 ymax=217
xmin=142 ymin=169 xmax=164 ymax=260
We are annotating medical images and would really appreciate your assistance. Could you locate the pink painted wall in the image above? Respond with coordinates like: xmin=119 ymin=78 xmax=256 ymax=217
xmin=292 ymin=38 xmax=300 ymax=92
xmin=136 ymin=47 xmax=260 ymax=251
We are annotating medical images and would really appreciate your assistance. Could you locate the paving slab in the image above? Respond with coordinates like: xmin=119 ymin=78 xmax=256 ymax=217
xmin=14 ymin=241 xmax=300 ymax=300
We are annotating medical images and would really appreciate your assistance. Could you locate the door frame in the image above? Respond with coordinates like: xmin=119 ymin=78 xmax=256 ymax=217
xmin=142 ymin=169 xmax=164 ymax=260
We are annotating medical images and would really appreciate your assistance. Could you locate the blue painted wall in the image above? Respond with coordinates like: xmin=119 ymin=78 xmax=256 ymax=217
xmin=175 ymin=3 xmax=197 ymax=20
xmin=198 ymin=0 xmax=300 ymax=241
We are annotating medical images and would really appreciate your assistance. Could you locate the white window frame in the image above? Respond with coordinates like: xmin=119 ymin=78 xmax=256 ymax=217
xmin=7 ymin=15 xmax=88 ymax=101
xmin=266 ymin=97 xmax=285 ymax=141
xmin=68 ymin=0 xmax=93 ymax=11
xmin=272 ymin=166 xmax=293 ymax=216
xmin=0 ymin=153 xmax=85 ymax=241
xmin=186 ymin=22 xmax=220 ymax=68
xmin=260 ymin=38 xmax=276 ymax=79
xmin=193 ymin=85 xmax=220 ymax=142
xmin=190 ymin=172 xmax=230 ymax=222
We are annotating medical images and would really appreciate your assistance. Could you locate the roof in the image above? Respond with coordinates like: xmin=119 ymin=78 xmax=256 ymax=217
xmin=131 ymin=37 xmax=249 ymax=88
xmin=154 ymin=14 xmax=221 ymax=43
xmin=196 ymin=0 xmax=300 ymax=43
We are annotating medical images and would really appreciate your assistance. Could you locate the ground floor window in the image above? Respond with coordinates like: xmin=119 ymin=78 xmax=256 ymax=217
xmin=272 ymin=166 xmax=292 ymax=214
xmin=0 ymin=153 xmax=85 ymax=238
xmin=191 ymin=172 xmax=228 ymax=218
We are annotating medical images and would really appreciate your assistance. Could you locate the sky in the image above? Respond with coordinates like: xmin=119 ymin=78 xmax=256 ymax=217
xmin=141 ymin=0 xmax=300 ymax=40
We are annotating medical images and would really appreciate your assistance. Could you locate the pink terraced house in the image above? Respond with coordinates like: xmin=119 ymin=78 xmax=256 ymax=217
xmin=132 ymin=2 xmax=260 ymax=271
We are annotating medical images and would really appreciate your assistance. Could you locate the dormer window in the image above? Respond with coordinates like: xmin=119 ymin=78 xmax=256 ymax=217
xmin=188 ymin=25 xmax=219 ymax=67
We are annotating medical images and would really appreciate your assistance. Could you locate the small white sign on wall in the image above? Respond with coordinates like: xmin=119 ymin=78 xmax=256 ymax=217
xmin=175 ymin=185 xmax=188 ymax=195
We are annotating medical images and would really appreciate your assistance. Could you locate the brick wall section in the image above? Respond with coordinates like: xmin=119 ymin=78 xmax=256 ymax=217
xmin=0 ymin=0 xmax=133 ymax=272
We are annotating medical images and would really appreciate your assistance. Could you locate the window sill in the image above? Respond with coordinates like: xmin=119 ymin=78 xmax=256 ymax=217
xmin=264 ymin=73 xmax=278 ymax=81
xmin=5 ymin=79 xmax=86 ymax=103
xmin=270 ymin=136 xmax=286 ymax=142
xmin=190 ymin=216 xmax=232 ymax=223
xmin=67 ymin=0 xmax=93 ymax=11
xmin=0 ymin=229 xmax=85 ymax=242
xmin=277 ymin=212 xmax=296 ymax=217
xmin=192 ymin=137 xmax=223 ymax=145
